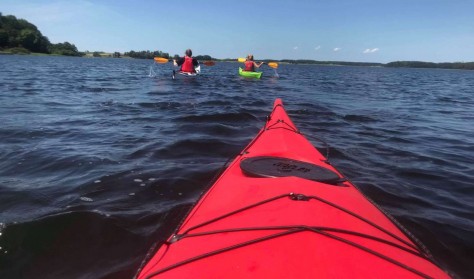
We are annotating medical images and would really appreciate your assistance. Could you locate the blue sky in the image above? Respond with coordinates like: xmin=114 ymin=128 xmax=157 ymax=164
xmin=2 ymin=0 xmax=473 ymax=62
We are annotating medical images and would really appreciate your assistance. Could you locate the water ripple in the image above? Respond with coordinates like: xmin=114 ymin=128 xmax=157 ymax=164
xmin=0 ymin=56 xmax=473 ymax=278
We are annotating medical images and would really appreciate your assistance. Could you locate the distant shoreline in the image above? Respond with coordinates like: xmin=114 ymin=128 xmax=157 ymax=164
xmin=1 ymin=50 xmax=473 ymax=70
xmin=2 ymin=13 xmax=472 ymax=71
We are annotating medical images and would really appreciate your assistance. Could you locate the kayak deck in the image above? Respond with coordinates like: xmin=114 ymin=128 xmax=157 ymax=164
xmin=136 ymin=99 xmax=450 ymax=279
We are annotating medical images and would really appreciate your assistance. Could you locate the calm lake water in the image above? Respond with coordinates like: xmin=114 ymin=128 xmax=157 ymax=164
xmin=0 ymin=55 xmax=473 ymax=278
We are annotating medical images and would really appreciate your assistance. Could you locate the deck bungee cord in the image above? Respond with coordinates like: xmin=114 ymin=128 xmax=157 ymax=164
xmin=142 ymin=191 xmax=437 ymax=279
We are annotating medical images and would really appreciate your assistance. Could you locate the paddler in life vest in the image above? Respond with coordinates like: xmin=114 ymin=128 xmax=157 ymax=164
xmin=243 ymin=54 xmax=264 ymax=72
xmin=173 ymin=49 xmax=200 ymax=73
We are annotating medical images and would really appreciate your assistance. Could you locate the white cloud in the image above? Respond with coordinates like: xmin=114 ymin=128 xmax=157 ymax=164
xmin=333 ymin=47 xmax=341 ymax=52
xmin=293 ymin=46 xmax=299 ymax=50
xmin=363 ymin=48 xmax=379 ymax=53
xmin=315 ymin=45 xmax=321 ymax=51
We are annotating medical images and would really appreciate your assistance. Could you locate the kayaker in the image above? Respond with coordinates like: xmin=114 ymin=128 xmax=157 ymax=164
xmin=243 ymin=54 xmax=264 ymax=72
xmin=173 ymin=49 xmax=199 ymax=73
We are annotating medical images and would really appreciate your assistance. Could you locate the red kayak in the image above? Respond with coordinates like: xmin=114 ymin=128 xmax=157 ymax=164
xmin=136 ymin=99 xmax=451 ymax=278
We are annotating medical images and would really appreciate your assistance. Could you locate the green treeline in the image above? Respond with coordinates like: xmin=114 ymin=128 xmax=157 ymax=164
xmin=124 ymin=50 xmax=170 ymax=59
xmin=0 ymin=13 xmax=82 ymax=56
xmin=275 ymin=59 xmax=382 ymax=67
xmin=272 ymin=59 xmax=474 ymax=70
xmin=123 ymin=51 xmax=215 ymax=61
xmin=385 ymin=61 xmax=474 ymax=70
xmin=194 ymin=55 xmax=214 ymax=61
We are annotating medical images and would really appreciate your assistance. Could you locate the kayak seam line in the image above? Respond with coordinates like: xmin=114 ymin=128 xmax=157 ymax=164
xmin=173 ymin=157 xmax=238 ymax=238
xmin=273 ymin=99 xmax=436 ymax=263
xmin=273 ymin=103 xmax=441 ymax=269
xmin=304 ymin=133 xmax=331 ymax=160
xmin=307 ymin=227 xmax=436 ymax=279
xmin=137 ymin=100 xmax=446 ymax=278
xmin=135 ymin=241 xmax=171 ymax=279
xmin=343 ymin=173 xmax=435 ymax=260
xmin=135 ymin=155 xmax=241 ymax=278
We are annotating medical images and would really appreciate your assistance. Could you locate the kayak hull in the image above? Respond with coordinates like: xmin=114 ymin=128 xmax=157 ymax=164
xmin=239 ymin=67 xmax=262 ymax=79
xmin=173 ymin=65 xmax=201 ymax=79
xmin=136 ymin=99 xmax=451 ymax=279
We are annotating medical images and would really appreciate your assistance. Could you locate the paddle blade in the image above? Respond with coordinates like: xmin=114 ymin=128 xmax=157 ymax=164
xmin=238 ymin=57 xmax=246 ymax=63
xmin=154 ymin=57 xmax=169 ymax=63
xmin=202 ymin=61 xmax=215 ymax=66
xmin=268 ymin=62 xmax=278 ymax=69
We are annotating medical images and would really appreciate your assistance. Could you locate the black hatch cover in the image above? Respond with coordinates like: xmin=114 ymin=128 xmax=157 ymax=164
xmin=240 ymin=156 xmax=343 ymax=185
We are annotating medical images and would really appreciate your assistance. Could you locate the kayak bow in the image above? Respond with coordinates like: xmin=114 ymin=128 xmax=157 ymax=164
xmin=136 ymin=99 xmax=451 ymax=279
